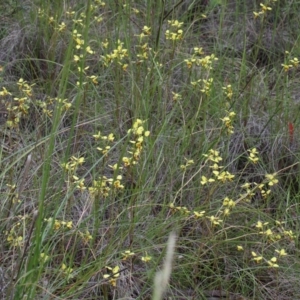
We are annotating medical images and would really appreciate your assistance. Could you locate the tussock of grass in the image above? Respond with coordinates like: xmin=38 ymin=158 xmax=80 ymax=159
xmin=0 ymin=0 xmax=300 ymax=299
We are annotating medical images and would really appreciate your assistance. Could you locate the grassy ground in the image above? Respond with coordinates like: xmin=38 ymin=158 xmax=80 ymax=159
xmin=1 ymin=0 xmax=300 ymax=299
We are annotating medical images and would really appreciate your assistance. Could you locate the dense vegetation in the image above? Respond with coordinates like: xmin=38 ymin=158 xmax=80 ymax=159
xmin=1 ymin=0 xmax=300 ymax=299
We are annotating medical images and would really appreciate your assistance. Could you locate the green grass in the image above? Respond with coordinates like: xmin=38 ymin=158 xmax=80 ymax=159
xmin=1 ymin=0 xmax=300 ymax=299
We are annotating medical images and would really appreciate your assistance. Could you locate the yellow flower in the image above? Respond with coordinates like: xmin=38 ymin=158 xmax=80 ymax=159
xmin=111 ymin=177 xmax=124 ymax=189
xmin=260 ymin=3 xmax=272 ymax=13
xmin=141 ymin=252 xmax=152 ymax=262
xmin=74 ymin=54 xmax=81 ymax=62
xmin=207 ymin=215 xmax=222 ymax=226
xmin=248 ymin=148 xmax=259 ymax=163
xmin=216 ymin=171 xmax=235 ymax=182
xmin=193 ymin=211 xmax=205 ymax=218
xmin=80 ymin=230 xmax=92 ymax=242
xmin=66 ymin=221 xmax=73 ymax=229
xmin=200 ymin=176 xmax=215 ymax=185
xmin=184 ymin=58 xmax=196 ymax=68
xmin=265 ymin=173 xmax=278 ymax=186
xmin=222 ymin=197 xmax=235 ymax=208
xmin=54 ymin=219 xmax=61 ymax=230
xmin=103 ymin=266 xmax=120 ymax=286
xmin=109 ymin=278 xmax=117 ymax=287
xmin=283 ymin=230 xmax=296 ymax=239
xmin=210 ymin=163 xmax=222 ymax=170
xmin=108 ymin=133 xmax=115 ymax=141
xmin=89 ymin=75 xmax=98 ymax=84
xmin=204 ymin=149 xmax=222 ymax=163
xmin=66 ymin=10 xmax=75 ymax=18
xmin=237 ymin=245 xmax=244 ymax=251
xmin=263 ymin=228 xmax=273 ymax=236
xmin=281 ymin=63 xmax=292 ymax=72
xmin=61 ymin=263 xmax=73 ymax=279
xmin=223 ymin=208 xmax=230 ymax=216
xmin=168 ymin=20 xmax=184 ymax=28
xmin=260 ymin=189 xmax=271 ymax=198
xmin=241 ymin=182 xmax=251 ymax=189
xmin=176 ymin=206 xmax=190 ymax=214
xmin=58 ymin=22 xmax=66 ymax=32
xmin=194 ymin=47 xmax=204 ymax=55
xmin=267 ymin=257 xmax=279 ymax=268
xmin=290 ymin=57 xmax=299 ymax=67
xmin=93 ymin=131 xmax=101 ymax=140
xmin=40 ymin=253 xmax=49 ymax=263
xmin=122 ymin=250 xmax=135 ymax=260
xmin=122 ymin=156 xmax=131 ymax=167
xmin=0 ymin=87 xmax=12 ymax=96
xmin=255 ymin=221 xmax=268 ymax=229
xmin=102 ymin=39 xmax=109 ymax=48
xmin=275 ymin=249 xmax=287 ymax=257
xmin=142 ymin=26 xmax=151 ymax=35
xmin=251 ymin=251 xmax=263 ymax=263
xmin=172 ymin=92 xmax=182 ymax=101
xmin=253 ymin=11 xmax=262 ymax=18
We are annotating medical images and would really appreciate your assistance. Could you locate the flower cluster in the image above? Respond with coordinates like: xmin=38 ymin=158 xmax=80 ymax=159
xmin=253 ymin=1 xmax=277 ymax=18
xmin=165 ymin=19 xmax=184 ymax=41
xmin=124 ymin=119 xmax=150 ymax=167
xmin=257 ymin=183 xmax=271 ymax=198
xmin=89 ymin=176 xmax=111 ymax=198
xmin=61 ymin=155 xmax=88 ymax=193
xmin=265 ymin=173 xmax=279 ymax=186
xmin=172 ymin=92 xmax=182 ymax=101
xmin=39 ymin=0 xmax=106 ymax=87
xmin=0 ymin=79 xmax=72 ymax=127
xmin=121 ymin=250 xmax=135 ymax=260
xmin=73 ymin=29 xmax=85 ymax=50
xmin=104 ymin=250 xmax=152 ymax=287
xmin=222 ymin=197 xmax=236 ymax=216
xmin=240 ymin=174 xmax=276 ymax=202
xmin=281 ymin=53 xmax=299 ymax=72
xmin=72 ymin=25 xmax=96 ymax=80
xmin=102 ymin=39 xmax=128 ymax=69
xmin=184 ymin=48 xmax=218 ymax=70
xmin=180 ymin=158 xmax=194 ymax=170
xmin=103 ymin=265 xmax=120 ymax=287
xmin=248 ymin=148 xmax=259 ymax=164
xmin=201 ymin=149 xmax=235 ymax=186
xmin=191 ymin=78 xmax=214 ymax=96
xmin=251 ymin=246 xmax=287 ymax=268
xmin=222 ymin=84 xmax=233 ymax=100
xmin=221 ymin=111 xmax=236 ymax=134
xmin=136 ymin=25 xmax=151 ymax=41
xmin=39 ymin=253 xmax=50 ymax=264
xmin=62 ymin=156 xmax=85 ymax=172
xmin=88 ymin=119 xmax=149 ymax=198
xmin=5 ymin=225 xmax=23 ymax=247
xmin=0 ymin=78 xmax=35 ymax=128
xmin=254 ymin=218 xmax=295 ymax=242
xmin=240 ymin=182 xmax=255 ymax=202
xmin=45 ymin=218 xmax=73 ymax=230
xmin=61 ymin=263 xmax=74 ymax=281
xmin=136 ymin=42 xmax=152 ymax=63
xmin=93 ymin=131 xmax=115 ymax=156
xmin=169 ymin=203 xmax=191 ymax=215
xmin=201 ymin=78 xmax=214 ymax=96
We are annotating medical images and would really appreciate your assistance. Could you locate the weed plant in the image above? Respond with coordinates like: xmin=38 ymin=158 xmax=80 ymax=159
xmin=0 ymin=0 xmax=300 ymax=299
